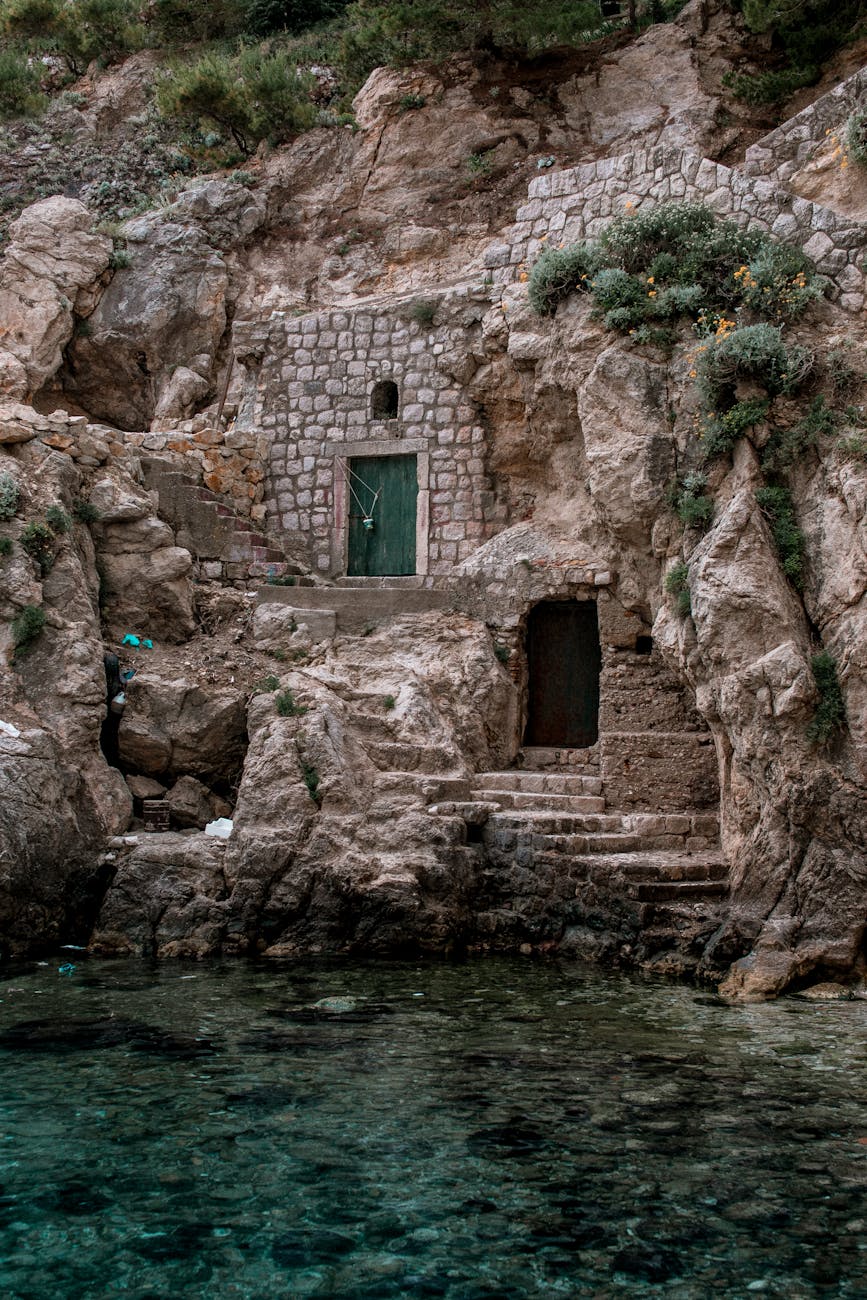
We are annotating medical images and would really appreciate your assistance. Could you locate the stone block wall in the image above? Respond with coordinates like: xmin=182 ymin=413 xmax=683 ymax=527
xmin=485 ymin=145 xmax=867 ymax=312
xmin=743 ymin=67 xmax=867 ymax=191
xmin=233 ymin=288 xmax=500 ymax=576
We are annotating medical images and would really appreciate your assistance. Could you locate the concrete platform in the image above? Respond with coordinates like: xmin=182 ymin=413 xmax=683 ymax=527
xmin=257 ymin=584 xmax=452 ymax=631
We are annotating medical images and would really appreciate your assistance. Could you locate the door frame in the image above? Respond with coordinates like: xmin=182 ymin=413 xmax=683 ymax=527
xmin=328 ymin=438 xmax=430 ymax=577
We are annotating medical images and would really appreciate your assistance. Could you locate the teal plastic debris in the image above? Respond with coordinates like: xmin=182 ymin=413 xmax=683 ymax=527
xmin=58 ymin=963 xmax=76 ymax=975
xmin=141 ymin=639 xmax=153 ymax=649
xmin=121 ymin=635 xmax=154 ymax=649
xmin=122 ymin=634 xmax=140 ymax=647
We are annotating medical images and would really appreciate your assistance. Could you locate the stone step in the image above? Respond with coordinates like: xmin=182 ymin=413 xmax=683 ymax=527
xmin=487 ymin=810 xmax=717 ymax=838
xmin=376 ymin=773 xmax=471 ymax=801
xmin=427 ymin=800 xmax=502 ymax=823
xmin=474 ymin=771 xmax=604 ymax=797
xmin=519 ymin=746 xmax=600 ymax=773
xmin=365 ymin=740 xmax=457 ymax=774
xmin=475 ymin=790 xmax=605 ymax=814
xmin=635 ymin=879 xmax=728 ymax=903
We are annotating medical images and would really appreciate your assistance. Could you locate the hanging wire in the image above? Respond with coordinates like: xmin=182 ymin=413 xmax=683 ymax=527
xmin=339 ymin=461 xmax=382 ymax=527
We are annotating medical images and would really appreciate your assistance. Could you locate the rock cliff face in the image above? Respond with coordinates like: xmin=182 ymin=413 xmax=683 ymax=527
xmin=1 ymin=0 xmax=866 ymax=998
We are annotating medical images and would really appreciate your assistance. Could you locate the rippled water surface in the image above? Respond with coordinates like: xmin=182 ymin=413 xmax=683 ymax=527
xmin=1 ymin=956 xmax=866 ymax=1298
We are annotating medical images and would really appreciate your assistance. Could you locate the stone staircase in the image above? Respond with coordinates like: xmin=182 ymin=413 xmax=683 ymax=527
xmin=427 ymin=765 xmax=727 ymax=969
xmin=342 ymin=689 xmax=472 ymax=807
xmin=141 ymin=456 xmax=304 ymax=586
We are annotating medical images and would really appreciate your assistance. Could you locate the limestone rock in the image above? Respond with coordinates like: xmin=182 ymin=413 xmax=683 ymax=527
xmin=63 ymin=181 xmax=267 ymax=430
xmin=166 ymin=775 xmax=219 ymax=830
xmin=118 ymin=673 xmax=247 ymax=784
xmin=0 ymin=197 xmax=111 ymax=396
xmin=125 ymin=774 xmax=166 ymax=800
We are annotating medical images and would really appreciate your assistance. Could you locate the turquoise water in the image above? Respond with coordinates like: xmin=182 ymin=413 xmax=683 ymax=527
xmin=0 ymin=957 xmax=866 ymax=1299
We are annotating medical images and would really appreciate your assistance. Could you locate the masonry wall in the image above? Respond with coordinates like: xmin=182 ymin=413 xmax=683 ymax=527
xmin=743 ymin=67 xmax=867 ymax=191
xmin=485 ymin=145 xmax=867 ymax=312
xmin=233 ymin=288 xmax=501 ymax=577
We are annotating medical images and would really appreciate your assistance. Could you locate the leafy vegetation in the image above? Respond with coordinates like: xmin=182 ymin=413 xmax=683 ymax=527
xmin=275 ymin=687 xmax=308 ymax=716
xmin=671 ymin=472 xmax=713 ymax=531
xmin=155 ymin=47 xmax=317 ymax=155
xmin=0 ymin=535 xmax=12 ymax=557
xmin=695 ymin=324 xmax=813 ymax=409
xmin=301 ymin=757 xmax=321 ymax=803
xmin=11 ymin=601 xmax=45 ymax=650
xmin=0 ymin=46 xmax=44 ymax=119
xmin=0 ymin=471 xmax=20 ymax=521
xmin=726 ymin=2 xmax=867 ymax=107
xmin=761 ymin=394 xmax=836 ymax=472
xmin=20 ymin=520 xmax=55 ymax=575
xmin=755 ymin=484 xmax=805 ymax=589
xmin=700 ymin=398 xmax=769 ymax=460
xmin=45 ymin=503 xmax=71 ymax=534
xmin=73 ymin=498 xmax=100 ymax=523
xmin=664 ymin=561 xmax=691 ymax=617
xmin=806 ymin=649 xmax=846 ymax=744
xmin=529 ymin=204 xmax=823 ymax=330
xmin=844 ymin=107 xmax=867 ymax=167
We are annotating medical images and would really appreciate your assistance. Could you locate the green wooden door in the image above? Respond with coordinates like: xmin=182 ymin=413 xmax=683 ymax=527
xmin=347 ymin=454 xmax=418 ymax=576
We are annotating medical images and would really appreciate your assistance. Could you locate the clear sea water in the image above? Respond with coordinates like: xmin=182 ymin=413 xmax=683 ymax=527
xmin=0 ymin=956 xmax=865 ymax=1299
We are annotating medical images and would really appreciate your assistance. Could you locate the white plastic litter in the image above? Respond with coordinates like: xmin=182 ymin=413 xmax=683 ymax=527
xmin=0 ymin=720 xmax=21 ymax=738
xmin=205 ymin=817 xmax=233 ymax=839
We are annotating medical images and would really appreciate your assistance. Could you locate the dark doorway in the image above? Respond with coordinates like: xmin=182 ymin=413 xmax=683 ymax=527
xmin=347 ymin=453 xmax=417 ymax=576
xmin=371 ymin=380 xmax=399 ymax=419
xmin=525 ymin=601 xmax=601 ymax=748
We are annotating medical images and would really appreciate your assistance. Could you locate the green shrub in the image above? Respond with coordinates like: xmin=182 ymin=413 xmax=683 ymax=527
xmin=664 ymin=560 xmax=691 ymax=617
xmin=493 ymin=642 xmax=510 ymax=664
xmin=399 ymin=92 xmax=426 ymax=111
xmin=72 ymin=498 xmax=100 ymax=523
xmin=844 ymin=107 xmax=867 ymax=166
xmin=529 ymin=204 xmax=823 ymax=331
xmin=734 ymin=244 xmax=823 ymax=321
xmin=0 ymin=535 xmax=12 ymax=557
xmin=806 ymin=649 xmax=846 ymax=744
xmin=245 ymin=0 xmax=349 ymax=38
xmin=45 ymin=503 xmax=71 ymax=534
xmin=20 ymin=520 xmax=55 ymax=575
xmin=0 ymin=47 xmax=45 ymax=119
xmin=723 ymin=66 xmax=818 ymax=105
xmin=156 ymin=47 xmax=317 ymax=155
xmin=465 ymin=150 xmax=493 ymax=180
xmin=761 ymin=394 xmax=835 ymax=472
xmin=11 ymin=602 xmax=45 ymax=650
xmin=700 ymin=398 xmax=769 ymax=459
xmin=257 ymin=674 xmax=280 ymax=693
xmin=275 ymin=687 xmax=308 ymax=716
xmin=0 ymin=471 xmax=20 ymax=521
xmin=301 ymin=758 xmax=320 ymax=804
xmin=825 ymin=345 xmax=861 ymax=396
xmin=408 ymin=299 xmax=436 ymax=327
xmin=108 ymin=248 xmax=131 ymax=269
xmin=528 ymin=242 xmax=599 ymax=316
xmin=755 ymin=484 xmax=805 ymax=588
xmin=696 ymin=324 xmax=813 ymax=408
xmin=2 ymin=0 xmax=141 ymax=75
xmin=383 ymin=693 xmax=395 ymax=709
xmin=673 ymin=472 xmax=713 ymax=530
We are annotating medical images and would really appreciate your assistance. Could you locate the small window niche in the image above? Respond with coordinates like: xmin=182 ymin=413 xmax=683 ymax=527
xmin=635 ymin=635 xmax=653 ymax=656
xmin=371 ymin=379 xmax=399 ymax=420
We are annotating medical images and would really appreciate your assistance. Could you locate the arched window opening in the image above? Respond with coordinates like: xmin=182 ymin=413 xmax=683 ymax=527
xmin=371 ymin=379 xmax=399 ymax=420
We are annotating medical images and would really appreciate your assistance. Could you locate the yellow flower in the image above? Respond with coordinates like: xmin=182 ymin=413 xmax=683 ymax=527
xmin=519 ymin=272 xmax=529 ymax=282
xmin=647 ymin=276 xmax=655 ymax=284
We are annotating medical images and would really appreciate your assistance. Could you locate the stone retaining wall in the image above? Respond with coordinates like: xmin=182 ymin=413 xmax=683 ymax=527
xmin=484 ymin=145 xmax=867 ymax=312
xmin=743 ymin=67 xmax=867 ymax=191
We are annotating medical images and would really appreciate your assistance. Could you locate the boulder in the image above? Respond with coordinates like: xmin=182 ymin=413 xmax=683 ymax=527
xmin=0 ymin=197 xmax=111 ymax=396
xmin=118 ymin=673 xmax=247 ymax=784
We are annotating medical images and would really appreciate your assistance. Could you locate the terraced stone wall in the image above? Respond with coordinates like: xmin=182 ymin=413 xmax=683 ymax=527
xmin=485 ymin=145 xmax=867 ymax=312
